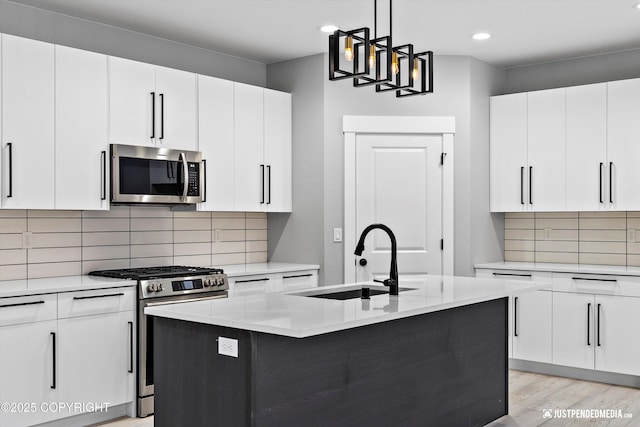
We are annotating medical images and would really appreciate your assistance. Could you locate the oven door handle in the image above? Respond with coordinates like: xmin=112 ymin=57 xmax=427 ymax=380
xmin=143 ymin=294 xmax=227 ymax=307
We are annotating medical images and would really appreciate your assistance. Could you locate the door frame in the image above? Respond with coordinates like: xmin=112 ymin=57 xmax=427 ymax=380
xmin=343 ymin=116 xmax=455 ymax=283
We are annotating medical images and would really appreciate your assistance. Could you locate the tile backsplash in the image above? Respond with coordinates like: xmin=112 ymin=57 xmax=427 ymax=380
xmin=505 ymin=211 xmax=640 ymax=266
xmin=0 ymin=207 xmax=267 ymax=281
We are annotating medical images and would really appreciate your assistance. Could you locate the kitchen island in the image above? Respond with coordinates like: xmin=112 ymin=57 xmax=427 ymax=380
xmin=146 ymin=276 xmax=543 ymax=427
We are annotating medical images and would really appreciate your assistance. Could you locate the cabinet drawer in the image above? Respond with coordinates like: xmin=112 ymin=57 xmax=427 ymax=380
xmin=229 ymin=275 xmax=277 ymax=296
xmin=553 ymin=273 xmax=640 ymax=297
xmin=58 ymin=287 xmax=135 ymax=319
xmin=0 ymin=294 xmax=57 ymax=326
xmin=282 ymin=270 xmax=318 ymax=290
xmin=476 ymin=268 xmax=552 ymax=282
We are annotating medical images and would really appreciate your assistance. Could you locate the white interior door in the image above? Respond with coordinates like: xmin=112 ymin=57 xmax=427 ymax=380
xmin=354 ymin=133 xmax=443 ymax=282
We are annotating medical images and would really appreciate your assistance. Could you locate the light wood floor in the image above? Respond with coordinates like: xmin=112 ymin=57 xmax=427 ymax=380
xmin=94 ymin=370 xmax=640 ymax=427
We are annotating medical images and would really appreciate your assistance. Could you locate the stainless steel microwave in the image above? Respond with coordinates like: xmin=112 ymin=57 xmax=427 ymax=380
xmin=111 ymin=144 xmax=204 ymax=205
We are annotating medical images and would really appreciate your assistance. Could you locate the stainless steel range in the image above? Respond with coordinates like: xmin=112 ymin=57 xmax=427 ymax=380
xmin=89 ymin=266 xmax=228 ymax=417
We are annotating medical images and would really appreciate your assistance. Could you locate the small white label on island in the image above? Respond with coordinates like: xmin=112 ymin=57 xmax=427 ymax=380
xmin=218 ymin=336 xmax=239 ymax=358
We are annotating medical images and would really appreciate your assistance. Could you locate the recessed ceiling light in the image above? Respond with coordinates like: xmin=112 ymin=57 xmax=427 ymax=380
xmin=319 ymin=25 xmax=339 ymax=33
xmin=635 ymin=2 xmax=640 ymax=9
xmin=472 ymin=32 xmax=491 ymax=41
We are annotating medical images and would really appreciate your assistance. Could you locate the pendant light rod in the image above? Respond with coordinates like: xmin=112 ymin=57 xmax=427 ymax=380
xmin=374 ymin=0 xmax=377 ymax=39
xmin=389 ymin=0 xmax=392 ymax=40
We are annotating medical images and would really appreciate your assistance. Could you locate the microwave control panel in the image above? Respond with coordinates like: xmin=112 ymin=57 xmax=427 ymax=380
xmin=187 ymin=163 xmax=200 ymax=196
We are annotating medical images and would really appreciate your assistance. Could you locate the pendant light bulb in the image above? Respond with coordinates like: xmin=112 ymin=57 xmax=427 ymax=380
xmin=344 ymin=36 xmax=354 ymax=61
xmin=368 ymin=45 xmax=376 ymax=69
xmin=391 ymin=51 xmax=399 ymax=75
xmin=412 ymin=58 xmax=419 ymax=80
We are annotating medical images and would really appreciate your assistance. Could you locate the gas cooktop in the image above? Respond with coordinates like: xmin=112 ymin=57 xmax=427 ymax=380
xmin=89 ymin=266 xmax=224 ymax=280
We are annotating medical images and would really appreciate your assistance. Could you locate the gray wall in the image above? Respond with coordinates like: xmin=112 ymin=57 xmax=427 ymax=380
xmin=505 ymin=48 xmax=640 ymax=94
xmin=0 ymin=0 xmax=265 ymax=86
xmin=266 ymin=54 xmax=326 ymax=283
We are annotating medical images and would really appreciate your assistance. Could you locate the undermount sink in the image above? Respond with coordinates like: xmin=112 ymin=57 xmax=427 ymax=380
xmin=296 ymin=285 xmax=414 ymax=301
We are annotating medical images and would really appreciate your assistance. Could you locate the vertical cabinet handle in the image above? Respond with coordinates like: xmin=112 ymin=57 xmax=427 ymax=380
xmin=529 ymin=166 xmax=533 ymax=205
xmin=609 ymin=162 xmax=613 ymax=204
xmin=514 ymin=296 xmax=518 ymax=337
xmin=599 ymin=163 xmax=603 ymax=204
xmin=128 ymin=321 xmax=134 ymax=374
xmin=101 ymin=150 xmax=107 ymax=201
xmin=202 ymin=159 xmax=207 ymax=203
xmin=587 ymin=303 xmax=591 ymax=346
xmin=520 ymin=167 xmax=524 ymax=205
xmin=597 ymin=303 xmax=602 ymax=347
xmin=159 ymin=93 xmax=165 ymax=140
xmin=260 ymin=164 xmax=265 ymax=204
xmin=150 ymin=92 xmax=156 ymax=139
xmin=7 ymin=142 xmax=13 ymax=198
xmin=51 ymin=332 xmax=56 ymax=389
xmin=266 ymin=165 xmax=271 ymax=204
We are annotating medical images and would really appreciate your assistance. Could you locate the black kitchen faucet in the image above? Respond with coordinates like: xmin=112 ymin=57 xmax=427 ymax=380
xmin=354 ymin=223 xmax=399 ymax=295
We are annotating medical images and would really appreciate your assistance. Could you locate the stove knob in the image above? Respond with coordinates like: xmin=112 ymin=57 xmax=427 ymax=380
xmin=146 ymin=284 xmax=156 ymax=293
xmin=204 ymin=279 xmax=211 ymax=287
xmin=157 ymin=283 xmax=164 ymax=292
xmin=215 ymin=277 xmax=224 ymax=286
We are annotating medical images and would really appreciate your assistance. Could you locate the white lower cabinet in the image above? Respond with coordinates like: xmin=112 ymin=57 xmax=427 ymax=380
xmin=553 ymin=291 xmax=640 ymax=376
xmin=512 ymin=290 xmax=552 ymax=363
xmin=228 ymin=269 xmax=319 ymax=297
xmin=0 ymin=288 xmax=134 ymax=427
xmin=0 ymin=295 xmax=58 ymax=427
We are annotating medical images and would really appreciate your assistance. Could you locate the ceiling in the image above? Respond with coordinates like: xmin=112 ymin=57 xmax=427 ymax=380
xmin=8 ymin=0 xmax=640 ymax=68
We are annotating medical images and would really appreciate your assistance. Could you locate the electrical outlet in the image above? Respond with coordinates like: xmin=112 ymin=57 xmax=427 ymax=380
xmin=333 ymin=227 xmax=343 ymax=243
xmin=218 ymin=337 xmax=238 ymax=358
xmin=628 ymin=228 xmax=637 ymax=243
xmin=544 ymin=228 xmax=552 ymax=241
xmin=22 ymin=232 xmax=32 ymax=249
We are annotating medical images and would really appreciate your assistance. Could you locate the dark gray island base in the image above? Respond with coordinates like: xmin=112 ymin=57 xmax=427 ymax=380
xmin=153 ymin=297 xmax=508 ymax=427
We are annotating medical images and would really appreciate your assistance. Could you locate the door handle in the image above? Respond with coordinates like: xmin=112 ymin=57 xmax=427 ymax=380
xmin=529 ymin=166 xmax=533 ymax=205
xmin=587 ymin=303 xmax=591 ymax=346
xmin=128 ymin=321 xmax=134 ymax=374
xmin=51 ymin=332 xmax=56 ymax=389
xmin=597 ymin=303 xmax=602 ymax=347
xmin=609 ymin=162 xmax=613 ymax=204
xmin=260 ymin=164 xmax=265 ymax=204
xmin=159 ymin=93 xmax=164 ymax=140
xmin=359 ymin=258 xmax=368 ymax=266
xmin=202 ymin=159 xmax=207 ymax=203
xmin=514 ymin=296 xmax=518 ymax=337
xmin=7 ymin=142 xmax=13 ymax=198
xmin=266 ymin=165 xmax=271 ymax=204
xmin=520 ymin=166 xmax=524 ymax=205
xmin=599 ymin=162 xmax=603 ymax=204
xmin=179 ymin=153 xmax=188 ymax=201
xmin=101 ymin=150 xmax=107 ymax=201
xmin=150 ymin=92 xmax=156 ymax=140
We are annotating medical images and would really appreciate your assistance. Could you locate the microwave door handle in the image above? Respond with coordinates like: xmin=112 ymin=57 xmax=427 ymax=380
xmin=179 ymin=153 xmax=188 ymax=201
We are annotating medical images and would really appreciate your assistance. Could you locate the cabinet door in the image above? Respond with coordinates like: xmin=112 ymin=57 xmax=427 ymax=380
xmin=608 ymin=78 xmax=640 ymax=210
xmin=490 ymin=93 xmax=528 ymax=212
xmin=57 ymin=311 xmax=134 ymax=416
xmin=552 ymin=292 xmax=594 ymax=370
xmin=565 ymin=83 xmax=607 ymax=211
xmin=527 ymin=88 xmax=566 ymax=211
xmin=155 ymin=65 xmax=197 ymax=151
xmin=234 ymin=83 xmax=264 ymax=212
xmin=55 ymin=45 xmax=109 ymax=210
xmin=109 ymin=56 xmax=155 ymax=146
xmin=512 ymin=290 xmax=552 ymax=363
xmin=264 ymin=89 xmax=292 ymax=212
xmin=1 ymin=34 xmax=55 ymax=209
xmin=594 ymin=295 xmax=640 ymax=375
xmin=197 ymin=75 xmax=235 ymax=211
xmin=0 ymin=320 xmax=58 ymax=427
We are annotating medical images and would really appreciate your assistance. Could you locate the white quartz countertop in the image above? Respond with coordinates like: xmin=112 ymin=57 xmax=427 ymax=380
xmin=0 ymin=275 xmax=135 ymax=298
xmin=475 ymin=262 xmax=640 ymax=277
xmin=145 ymin=275 xmax=542 ymax=338
xmin=218 ymin=262 xmax=320 ymax=277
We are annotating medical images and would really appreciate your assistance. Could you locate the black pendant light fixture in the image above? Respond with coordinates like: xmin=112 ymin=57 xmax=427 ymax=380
xmin=327 ymin=0 xmax=434 ymax=98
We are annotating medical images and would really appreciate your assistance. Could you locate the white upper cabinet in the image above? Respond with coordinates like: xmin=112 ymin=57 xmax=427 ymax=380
xmin=1 ymin=34 xmax=55 ymax=209
xmin=234 ymin=83 xmax=265 ymax=212
xmin=490 ymin=93 xmax=528 ymax=212
xmin=109 ymin=57 xmax=197 ymax=151
xmin=565 ymin=83 xmax=607 ymax=211
xmin=154 ymin=65 xmax=197 ymax=151
xmin=607 ymin=78 xmax=640 ymax=211
xmin=197 ymin=75 xmax=235 ymax=211
xmin=527 ymin=88 xmax=566 ymax=211
xmin=264 ymin=89 xmax=292 ymax=212
xmin=55 ymin=45 xmax=109 ymax=210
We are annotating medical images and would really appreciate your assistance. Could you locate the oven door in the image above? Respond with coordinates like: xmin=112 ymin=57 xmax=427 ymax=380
xmin=111 ymin=143 xmax=203 ymax=204
xmin=138 ymin=291 xmax=226 ymax=417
